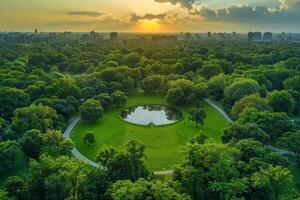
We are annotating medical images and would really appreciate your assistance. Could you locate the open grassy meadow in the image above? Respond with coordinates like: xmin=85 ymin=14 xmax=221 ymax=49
xmin=71 ymin=94 xmax=229 ymax=171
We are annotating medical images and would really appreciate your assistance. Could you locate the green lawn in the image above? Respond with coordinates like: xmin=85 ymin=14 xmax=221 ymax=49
xmin=71 ymin=94 xmax=229 ymax=171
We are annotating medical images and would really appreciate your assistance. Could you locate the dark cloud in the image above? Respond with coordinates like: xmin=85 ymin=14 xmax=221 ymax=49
xmin=68 ymin=11 xmax=103 ymax=17
xmin=192 ymin=0 xmax=300 ymax=23
xmin=154 ymin=0 xmax=300 ymax=23
xmin=154 ymin=0 xmax=196 ymax=9
xmin=130 ymin=13 xmax=167 ymax=23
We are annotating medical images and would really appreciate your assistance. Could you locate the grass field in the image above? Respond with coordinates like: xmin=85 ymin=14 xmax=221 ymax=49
xmin=71 ymin=94 xmax=229 ymax=171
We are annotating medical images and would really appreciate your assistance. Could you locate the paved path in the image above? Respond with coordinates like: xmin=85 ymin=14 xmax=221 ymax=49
xmin=63 ymin=115 xmax=102 ymax=168
xmin=204 ymin=99 xmax=295 ymax=156
xmin=264 ymin=145 xmax=295 ymax=156
xmin=204 ymin=98 xmax=233 ymax=123
xmin=63 ymin=99 xmax=294 ymax=175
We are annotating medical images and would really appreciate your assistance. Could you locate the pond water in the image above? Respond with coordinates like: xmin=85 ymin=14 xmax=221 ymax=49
xmin=121 ymin=105 xmax=182 ymax=126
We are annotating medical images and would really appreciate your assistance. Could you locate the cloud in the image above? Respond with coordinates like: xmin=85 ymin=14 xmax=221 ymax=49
xmin=130 ymin=13 xmax=167 ymax=23
xmin=154 ymin=0 xmax=300 ymax=24
xmin=191 ymin=0 xmax=300 ymax=23
xmin=154 ymin=0 xmax=196 ymax=9
xmin=68 ymin=11 xmax=103 ymax=17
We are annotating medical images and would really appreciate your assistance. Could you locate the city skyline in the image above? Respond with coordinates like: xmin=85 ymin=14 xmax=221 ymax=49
xmin=1 ymin=0 xmax=300 ymax=32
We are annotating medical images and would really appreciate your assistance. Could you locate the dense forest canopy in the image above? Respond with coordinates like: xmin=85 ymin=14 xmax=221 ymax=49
xmin=0 ymin=38 xmax=300 ymax=200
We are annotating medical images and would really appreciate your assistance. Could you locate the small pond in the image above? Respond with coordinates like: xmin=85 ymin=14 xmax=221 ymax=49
xmin=121 ymin=105 xmax=182 ymax=126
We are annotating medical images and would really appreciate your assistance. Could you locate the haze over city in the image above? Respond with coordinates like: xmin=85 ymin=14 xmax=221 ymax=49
xmin=1 ymin=0 xmax=300 ymax=32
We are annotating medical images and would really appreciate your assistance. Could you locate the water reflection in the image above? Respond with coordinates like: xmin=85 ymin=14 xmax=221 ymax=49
xmin=121 ymin=105 xmax=182 ymax=126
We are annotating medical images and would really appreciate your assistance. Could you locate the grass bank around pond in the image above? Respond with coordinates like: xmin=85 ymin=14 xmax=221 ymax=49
xmin=71 ymin=94 xmax=229 ymax=171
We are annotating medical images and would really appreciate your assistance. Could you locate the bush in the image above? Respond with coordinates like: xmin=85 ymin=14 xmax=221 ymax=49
xmin=83 ymin=131 xmax=95 ymax=147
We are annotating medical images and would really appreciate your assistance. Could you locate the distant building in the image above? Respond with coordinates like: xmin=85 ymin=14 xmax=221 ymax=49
xmin=248 ymin=32 xmax=262 ymax=42
xmin=110 ymin=32 xmax=118 ymax=41
xmin=248 ymin=32 xmax=253 ymax=42
xmin=90 ymin=31 xmax=96 ymax=39
xmin=217 ymin=33 xmax=225 ymax=41
xmin=253 ymin=32 xmax=262 ymax=41
xmin=185 ymin=32 xmax=192 ymax=40
xmin=263 ymin=32 xmax=272 ymax=42
xmin=35 ymin=29 xmax=38 ymax=34
xmin=207 ymin=32 xmax=211 ymax=39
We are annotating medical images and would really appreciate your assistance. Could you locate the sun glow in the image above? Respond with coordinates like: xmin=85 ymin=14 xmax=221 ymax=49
xmin=132 ymin=19 xmax=167 ymax=33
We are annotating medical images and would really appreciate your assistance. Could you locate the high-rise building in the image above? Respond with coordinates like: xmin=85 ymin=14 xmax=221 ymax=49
xmin=110 ymin=32 xmax=118 ymax=41
xmin=263 ymin=32 xmax=272 ymax=42
xmin=253 ymin=32 xmax=262 ymax=41
xmin=90 ymin=31 xmax=96 ymax=39
xmin=248 ymin=32 xmax=253 ymax=42
xmin=207 ymin=32 xmax=211 ymax=39
xmin=185 ymin=32 xmax=192 ymax=40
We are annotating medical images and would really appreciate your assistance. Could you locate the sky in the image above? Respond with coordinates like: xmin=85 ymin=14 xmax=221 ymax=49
xmin=1 ymin=0 xmax=300 ymax=32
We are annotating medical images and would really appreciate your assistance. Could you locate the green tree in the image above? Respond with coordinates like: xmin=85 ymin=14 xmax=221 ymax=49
xmin=277 ymin=130 xmax=300 ymax=165
xmin=224 ymin=79 xmax=260 ymax=108
xmin=208 ymin=74 xmax=226 ymax=100
xmin=231 ymin=94 xmax=269 ymax=119
xmin=42 ymin=130 xmax=73 ymax=157
xmin=267 ymin=90 xmax=294 ymax=114
xmin=0 ymin=141 xmax=19 ymax=173
xmin=141 ymin=75 xmax=166 ymax=93
xmin=79 ymin=169 xmax=110 ymax=200
xmin=166 ymin=87 xmax=185 ymax=105
xmin=96 ymin=140 xmax=148 ymax=182
xmin=222 ymin=122 xmax=268 ymax=144
xmin=189 ymin=131 xmax=208 ymax=144
xmin=20 ymin=129 xmax=42 ymax=159
xmin=111 ymin=90 xmax=128 ymax=107
xmin=284 ymin=75 xmax=300 ymax=92
xmin=95 ymin=93 xmax=113 ymax=110
xmin=124 ymin=52 xmax=141 ymax=67
xmin=110 ymin=179 xmax=190 ymax=200
xmin=189 ymin=108 xmax=206 ymax=127
xmin=5 ymin=176 xmax=28 ymax=200
xmin=198 ymin=63 xmax=223 ymax=79
xmin=238 ymin=108 xmax=294 ymax=142
xmin=174 ymin=143 xmax=236 ymax=200
xmin=83 ymin=131 xmax=95 ymax=147
xmin=26 ymin=155 xmax=88 ymax=200
xmin=251 ymin=166 xmax=294 ymax=200
xmin=80 ymin=99 xmax=103 ymax=122
xmin=12 ymin=104 xmax=58 ymax=135
xmin=0 ymin=87 xmax=30 ymax=119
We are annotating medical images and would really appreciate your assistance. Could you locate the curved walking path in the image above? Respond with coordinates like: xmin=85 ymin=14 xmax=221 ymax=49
xmin=63 ymin=115 xmax=102 ymax=169
xmin=64 ymin=99 xmax=293 ymax=175
xmin=204 ymin=98 xmax=233 ymax=123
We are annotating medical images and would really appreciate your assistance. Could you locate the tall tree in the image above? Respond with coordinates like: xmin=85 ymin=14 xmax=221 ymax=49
xmin=80 ymin=99 xmax=103 ymax=122
xmin=251 ymin=166 xmax=293 ymax=200
xmin=12 ymin=104 xmax=58 ymax=135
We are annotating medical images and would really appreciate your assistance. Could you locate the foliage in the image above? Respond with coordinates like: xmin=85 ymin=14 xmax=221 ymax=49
xmin=110 ymin=179 xmax=190 ymax=200
xmin=251 ymin=166 xmax=294 ymax=200
xmin=12 ymin=104 xmax=58 ymax=135
xmin=277 ymin=130 xmax=300 ymax=164
xmin=83 ymin=131 xmax=95 ymax=147
xmin=224 ymin=79 xmax=260 ymax=108
xmin=0 ymin=141 xmax=20 ymax=173
xmin=80 ymin=99 xmax=103 ymax=122
xmin=222 ymin=122 xmax=269 ymax=144
xmin=267 ymin=90 xmax=295 ymax=114
xmin=96 ymin=140 xmax=148 ymax=182
xmin=20 ymin=129 xmax=42 ymax=159
xmin=189 ymin=107 xmax=206 ymax=127
xmin=231 ymin=93 xmax=269 ymax=119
